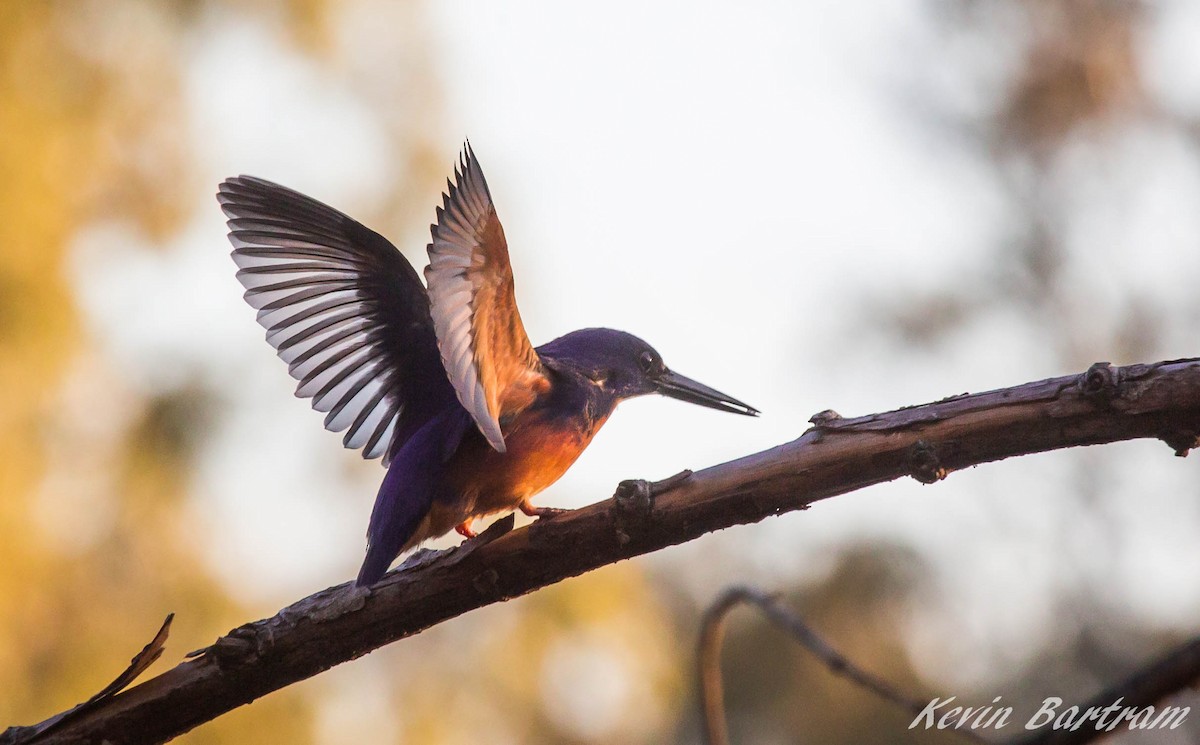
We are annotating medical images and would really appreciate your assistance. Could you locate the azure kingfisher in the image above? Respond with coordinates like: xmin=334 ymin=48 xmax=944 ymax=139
xmin=219 ymin=144 xmax=758 ymax=587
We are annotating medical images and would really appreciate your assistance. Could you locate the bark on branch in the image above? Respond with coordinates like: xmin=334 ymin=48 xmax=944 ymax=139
xmin=8 ymin=358 xmax=1200 ymax=744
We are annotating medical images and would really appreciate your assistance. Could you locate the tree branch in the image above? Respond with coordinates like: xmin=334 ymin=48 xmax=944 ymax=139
xmin=8 ymin=358 xmax=1200 ymax=744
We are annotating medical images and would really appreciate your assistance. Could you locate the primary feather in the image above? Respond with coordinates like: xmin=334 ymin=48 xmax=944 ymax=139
xmin=219 ymin=175 xmax=455 ymax=464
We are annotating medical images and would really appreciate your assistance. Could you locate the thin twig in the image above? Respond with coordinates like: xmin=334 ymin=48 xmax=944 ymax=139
xmin=699 ymin=587 xmax=1200 ymax=745
xmin=697 ymin=586 xmax=993 ymax=745
xmin=1 ymin=614 xmax=173 ymax=744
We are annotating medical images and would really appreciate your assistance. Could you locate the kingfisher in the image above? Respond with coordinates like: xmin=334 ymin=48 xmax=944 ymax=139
xmin=219 ymin=144 xmax=758 ymax=587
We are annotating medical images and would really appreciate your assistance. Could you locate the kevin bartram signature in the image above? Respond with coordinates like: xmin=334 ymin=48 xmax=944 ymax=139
xmin=909 ymin=696 xmax=1190 ymax=734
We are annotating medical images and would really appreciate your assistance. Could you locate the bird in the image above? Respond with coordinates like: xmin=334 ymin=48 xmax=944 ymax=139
xmin=218 ymin=144 xmax=758 ymax=587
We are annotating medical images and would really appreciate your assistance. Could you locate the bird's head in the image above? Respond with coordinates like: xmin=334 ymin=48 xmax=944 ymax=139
xmin=538 ymin=328 xmax=759 ymax=416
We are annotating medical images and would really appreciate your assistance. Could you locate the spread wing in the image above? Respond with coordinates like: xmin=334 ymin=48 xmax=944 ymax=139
xmin=424 ymin=144 xmax=548 ymax=453
xmin=219 ymin=176 xmax=455 ymax=465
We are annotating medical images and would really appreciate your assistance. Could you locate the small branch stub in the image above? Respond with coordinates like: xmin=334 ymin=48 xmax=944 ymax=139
xmin=809 ymin=409 xmax=843 ymax=427
xmin=208 ymin=628 xmax=260 ymax=669
xmin=611 ymin=471 xmax=691 ymax=546
xmin=1079 ymin=361 xmax=1118 ymax=402
xmin=908 ymin=440 xmax=947 ymax=484
xmin=1160 ymin=427 xmax=1200 ymax=458
xmin=1 ymin=615 xmax=175 ymax=745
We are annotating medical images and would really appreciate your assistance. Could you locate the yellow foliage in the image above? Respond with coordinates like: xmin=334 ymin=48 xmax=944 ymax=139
xmin=0 ymin=2 xmax=317 ymax=740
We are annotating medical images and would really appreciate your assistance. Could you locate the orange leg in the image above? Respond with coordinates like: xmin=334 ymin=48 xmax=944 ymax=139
xmin=520 ymin=500 xmax=569 ymax=519
xmin=455 ymin=520 xmax=477 ymax=539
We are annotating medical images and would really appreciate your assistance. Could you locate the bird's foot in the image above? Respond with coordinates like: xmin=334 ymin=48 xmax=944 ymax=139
xmin=455 ymin=521 xmax=478 ymax=539
xmin=520 ymin=501 xmax=570 ymax=520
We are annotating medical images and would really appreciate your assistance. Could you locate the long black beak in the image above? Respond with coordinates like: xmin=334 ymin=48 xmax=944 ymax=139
xmin=655 ymin=370 xmax=759 ymax=417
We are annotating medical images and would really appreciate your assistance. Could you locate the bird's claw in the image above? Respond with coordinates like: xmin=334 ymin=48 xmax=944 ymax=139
xmin=520 ymin=501 xmax=569 ymax=520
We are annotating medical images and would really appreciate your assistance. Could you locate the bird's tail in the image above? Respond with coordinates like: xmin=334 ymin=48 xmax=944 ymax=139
xmin=355 ymin=408 xmax=470 ymax=586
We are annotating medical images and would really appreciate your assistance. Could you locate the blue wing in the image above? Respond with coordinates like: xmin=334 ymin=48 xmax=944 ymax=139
xmin=218 ymin=176 xmax=458 ymax=464
xmin=355 ymin=406 xmax=473 ymax=586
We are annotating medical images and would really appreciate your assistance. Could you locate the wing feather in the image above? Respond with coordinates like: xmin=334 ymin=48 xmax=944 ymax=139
xmin=219 ymin=176 xmax=455 ymax=464
xmin=424 ymin=145 xmax=547 ymax=452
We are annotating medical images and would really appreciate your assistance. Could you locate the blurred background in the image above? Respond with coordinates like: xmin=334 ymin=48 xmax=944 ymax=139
xmin=3 ymin=0 xmax=1200 ymax=742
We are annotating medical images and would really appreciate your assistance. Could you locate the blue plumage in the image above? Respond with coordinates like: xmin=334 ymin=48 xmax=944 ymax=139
xmin=357 ymin=407 xmax=472 ymax=586
xmin=220 ymin=147 xmax=758 ymax=587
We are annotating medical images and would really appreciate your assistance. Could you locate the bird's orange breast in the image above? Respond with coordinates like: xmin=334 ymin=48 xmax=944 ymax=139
xmin=445 ymin=406 xmax=610 ymax=516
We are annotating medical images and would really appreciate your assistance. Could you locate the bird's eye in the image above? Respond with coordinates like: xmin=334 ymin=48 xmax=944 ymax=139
xmin=639 ymin=351 xmax=656 ymax=373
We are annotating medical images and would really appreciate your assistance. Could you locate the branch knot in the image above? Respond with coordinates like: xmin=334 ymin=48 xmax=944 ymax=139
xmin=907 ymin=440 xmax=946 ymax=484
xmin=471 ymin=568 xmax=501 ymax=599
xmin=809 ymin=409 xmax=843 ymax=428
xmin=208 ymin=624 xmax=267 ymax=669
xmin=611 ymin=471 xmax=690 ymax=546
xmin=1080 ymin=361 xmax=1119 ymax=402
xmin=1159 ymin=427 xmax=1200 ymax=458
xmin=613 ymin=479 xmax=654 ymax=547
